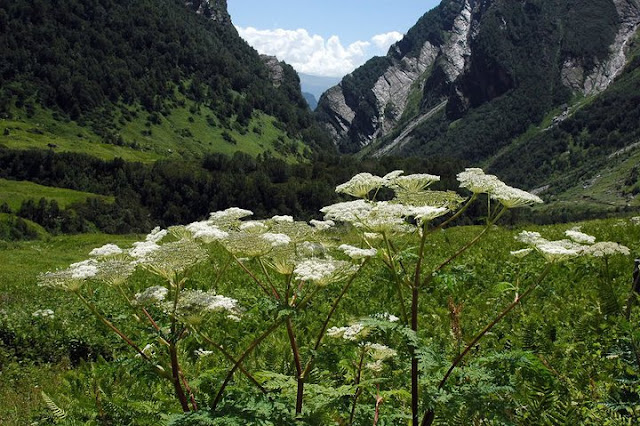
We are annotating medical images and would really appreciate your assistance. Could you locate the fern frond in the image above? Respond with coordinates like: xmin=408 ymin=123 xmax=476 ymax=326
xmin=41 ymin=391 xmax=67 ymax=420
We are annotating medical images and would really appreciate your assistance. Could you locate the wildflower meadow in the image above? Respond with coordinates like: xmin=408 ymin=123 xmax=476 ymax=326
xmin=1 ymin=168 xmax=639 ymax=425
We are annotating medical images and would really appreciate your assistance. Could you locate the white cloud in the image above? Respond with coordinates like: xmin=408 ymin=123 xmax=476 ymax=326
xmin=372 ymin=31 xmax=404 ymax=50
xmin=236 ymin=26 xmax=404 ymax=78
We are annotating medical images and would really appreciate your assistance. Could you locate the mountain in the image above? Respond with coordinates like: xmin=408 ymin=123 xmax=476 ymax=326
xmin=316 ymin=0 xmax=640 ymax=216
xmin=302 ymin=92 xmax=318 ymax=110
xmin=0 ymin=0 xmax=331 ymax=161
xmin=298 ymin=73 xmax=342 ymax=100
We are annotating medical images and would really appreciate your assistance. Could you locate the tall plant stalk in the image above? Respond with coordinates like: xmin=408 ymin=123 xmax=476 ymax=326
xmin=421 ymin=264 xmax=553 ymax=426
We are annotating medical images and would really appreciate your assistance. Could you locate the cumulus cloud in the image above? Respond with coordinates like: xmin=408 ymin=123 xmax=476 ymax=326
xmin=372 ymin=31 xmax=404 ymax=49
xmin=236 ymin=26 xmax=404 ymax=77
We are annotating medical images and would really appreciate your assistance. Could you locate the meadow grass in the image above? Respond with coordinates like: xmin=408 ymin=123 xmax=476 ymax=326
xmin=0 ymin=178 xmax=114 ymax=211
xmin=0 ymin=216 xmax=638 ymax=424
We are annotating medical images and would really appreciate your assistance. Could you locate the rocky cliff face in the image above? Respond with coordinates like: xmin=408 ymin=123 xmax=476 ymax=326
xmin=260 ymin=55 xmax=286 ymax=88
xmin=317 ymin=0 xmax=640 ymax=155
xmin=185 ymin=0 xmax=231 ymax=25
xmin=316 ymin=0 xmax=488 ymax=152
xmin=562 ymin=0 xmax=640 ymax=94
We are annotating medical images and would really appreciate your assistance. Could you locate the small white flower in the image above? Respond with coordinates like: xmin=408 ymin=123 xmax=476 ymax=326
xmin=175 ymin=290 xmax=239 ymax=315
xmin=365 ymin=360 xmax=384 ymax=372
xmin=321 ymin=200 xmax=373 ymax=224
xmin=262 ymin=232 xmax=292 ymax=247
xmin=367 ymin=343 xmax=397 ymax=360
xmin=364 ymin=232 xmax=383 ymax=241
xmin=194 ymin=348 xmax=214 ymax=357
xmin=32 ymin=309 xmax=55 ymax=319
xmin=344 ymin=324 xmax=365 ymax=340
xmin=631 ymin=216 xmax=640 ymax=225
xmin=89 ymin=244 xmax=123 ymax=257
xmin=327 ymin=323 xmax=367 ymax=340
xmin=374 ymin=312 xmax=400 ymax=322
xmin=338 ymin=244 xmax=377 ymax=259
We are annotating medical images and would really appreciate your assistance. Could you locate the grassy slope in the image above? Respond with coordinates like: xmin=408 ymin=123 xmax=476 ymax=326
xmin=0 ymin=99 xmax=306 ymax=163
xmin=0 ymin=178 xmax=114 ymax=211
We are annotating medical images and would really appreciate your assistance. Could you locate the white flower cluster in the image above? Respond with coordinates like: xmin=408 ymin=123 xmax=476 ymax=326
xmin=365 ymin=342 xmax=398 ymax=372
xmin=336 ymin=173 xmax=386 ymax=198
xmin=134 ymin=285 xmax=169 ymax=305
xmin=271 ymin=215 xmax=294 ymax=223
xmin=411 ymin=205 xmax=449 ymax=225
xmin=457 ymin=168 xmax=542 ymax=208
xmin=326 ymin=323 xmax=366 ymax=340
xmin=372 ymin=312 xmax=400 ymax=322
xmin=185 ymin=220 xmax=229 ymax=243
xmin=388 ymin=173 xmax=440 ymax=194
xmin=262 ymin=232 xmax=292 ymax=247
xmin=515 ymin=231 xmax=583 ymax=263
xmin=631 ymin=216 xmax=640 ymax=225
xmin=515 ymin=230 xmax=630 ymax=263
xmin=70 ymin=259 xmax=99 ymax=279
xmin=174 ymin=290 xmax=239 ymax=316
xmin=89 ymin=244 xmax=123 ymax=257
xmin=335 ymin=170 xmax=442 ymax=199
xmin=209 ymin=207 xmax=253 ymax=222
xmin=129 ymin=240 xmax=161 ymax=260
xmin=582 ymin=242 xmax=631 ymax=257
xmin=565 ymin=228 xmax=596 ymax=245
xmin=293 ymin=258 xmax=355 ymax=286
xmin=338 ymin=244 xmax=377 ymax=260
xmin=138 ymin=239 xmax=209 ymax=277
xmin=194 ymin=348 xmax=214 ymax=357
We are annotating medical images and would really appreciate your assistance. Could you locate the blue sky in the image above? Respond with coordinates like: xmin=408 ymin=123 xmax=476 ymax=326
xmin=228 ymin=0 xmax=441 ymax=78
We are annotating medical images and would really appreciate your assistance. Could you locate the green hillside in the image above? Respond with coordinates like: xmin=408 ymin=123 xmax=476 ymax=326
xmin=0 ymin=0 xmax=330 ymax=161
xmin=0 ymin=178 xmax=113 ymax=211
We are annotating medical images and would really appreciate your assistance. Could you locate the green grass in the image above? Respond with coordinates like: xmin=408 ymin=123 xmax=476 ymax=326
xmin=0 ymin=178 xmax=114 ymax=211
xmin=0 ymin=98 xmax=307 ymax=163
xmin=0 ymin=107 xmax=161 ymax=162
xmin=1 ymin=217 xmax=639 ymax=424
